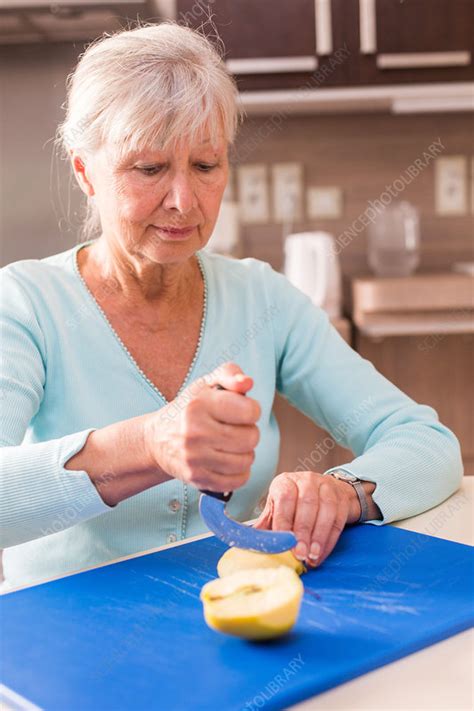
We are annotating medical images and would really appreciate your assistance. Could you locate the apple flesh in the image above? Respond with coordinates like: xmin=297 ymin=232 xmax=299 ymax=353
xmin=200 ymin=566 xmax=304 ymax=640
xmin=217 ymin=546 xmax=306 ymax=578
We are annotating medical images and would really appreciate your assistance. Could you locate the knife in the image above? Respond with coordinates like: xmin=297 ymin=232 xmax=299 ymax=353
xmin=198 ymin=385 xmax=297 ymax=553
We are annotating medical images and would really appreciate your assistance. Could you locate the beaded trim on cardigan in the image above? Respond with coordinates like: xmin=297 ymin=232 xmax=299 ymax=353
xmin=72 ymin=242 xmax=209 ymax=405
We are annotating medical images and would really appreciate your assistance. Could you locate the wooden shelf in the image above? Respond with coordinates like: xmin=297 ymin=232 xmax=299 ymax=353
xmin=352 ymin=272 xmax=474 ymax=337
xmin=355 ymin=311 xmax=474 ymax=338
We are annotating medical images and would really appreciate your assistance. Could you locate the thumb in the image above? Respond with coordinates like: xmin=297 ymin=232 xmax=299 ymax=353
xmin=207 ymin=362 xmax=254 ymax=394
xmin=253 ymin=497 xmax=273 ymax=529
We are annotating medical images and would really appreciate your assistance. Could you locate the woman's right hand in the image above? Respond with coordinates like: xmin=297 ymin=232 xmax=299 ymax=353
xmin=144 ymin=362 xmax=261 ymax=493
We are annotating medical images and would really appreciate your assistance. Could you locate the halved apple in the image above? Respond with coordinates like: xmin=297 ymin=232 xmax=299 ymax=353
xmin=217 ymin=546 xmax=306 ymax=578
xmin=200 ymin=566 xmax=304 ymax=640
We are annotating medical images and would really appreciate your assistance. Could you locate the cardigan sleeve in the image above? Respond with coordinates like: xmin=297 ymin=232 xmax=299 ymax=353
xmin=0 ymin=270 xmax=112 ymax=549
xmin=263 ymin=263 xmax=463 ymax=525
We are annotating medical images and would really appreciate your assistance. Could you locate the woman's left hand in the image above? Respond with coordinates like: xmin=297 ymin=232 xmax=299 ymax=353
xmin=253 ymin=471 xmax=360 ymax=567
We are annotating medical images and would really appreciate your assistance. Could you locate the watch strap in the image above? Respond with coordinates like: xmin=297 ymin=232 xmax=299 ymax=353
xmin=352 ymin=479 xmax=370 ymax=523
xmin=323 ymin=470 xmax=370 ymax=523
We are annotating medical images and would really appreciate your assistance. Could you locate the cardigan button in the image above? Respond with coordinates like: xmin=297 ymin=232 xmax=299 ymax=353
xmin=168 ymin=499 xmax=181 ymax=513
xmin=167 ymin=533 xmax=177 ymax=544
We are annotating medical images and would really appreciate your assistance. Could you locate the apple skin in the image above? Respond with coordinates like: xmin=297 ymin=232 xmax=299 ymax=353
xmin=217 ymin=546 xmax=306 ymax=578
xmin=200 ymin=566 xmax=304 ymax=640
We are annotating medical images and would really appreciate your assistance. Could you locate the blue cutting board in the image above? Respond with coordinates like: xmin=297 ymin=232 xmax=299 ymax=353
xmin=1 ymin=524 xmax=473 ymax=711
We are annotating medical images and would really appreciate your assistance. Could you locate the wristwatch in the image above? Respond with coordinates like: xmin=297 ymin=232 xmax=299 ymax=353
xmin=323 ymin=470 xmax=370 ymax=523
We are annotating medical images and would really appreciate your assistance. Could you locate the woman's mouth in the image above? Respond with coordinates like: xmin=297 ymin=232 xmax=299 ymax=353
xmin=153 ymin=225 xmax=197 ymax=240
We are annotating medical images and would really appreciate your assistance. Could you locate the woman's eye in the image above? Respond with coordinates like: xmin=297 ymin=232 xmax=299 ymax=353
xmin=196 ymin=163 xmax=217 ymax=172
xmin=137 ymin=165 xmax=163 ymax=176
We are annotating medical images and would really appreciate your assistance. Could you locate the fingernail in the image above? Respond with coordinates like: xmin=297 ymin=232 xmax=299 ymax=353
xmin=295 ymin=542 xmax=307 ymax=561
xmin=308 ymin=542 xmax=321 ymax=560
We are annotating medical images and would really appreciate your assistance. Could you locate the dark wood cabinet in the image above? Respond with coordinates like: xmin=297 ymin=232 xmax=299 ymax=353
xmin=376 ymin=0 xmax=472 ymax=54
xmin=351 ymin=274 xmax=474 ymax=474
xmin=210 ymin=0 xmax=316 ymax=60
xmin=177 ymin=0 xmax=474 ymax=90
xmin=177 ymin=0 xmax=347 ymax=90
xmin=355 ymin=333 xmax=474 ymax=474
xmin=344 ymin=0 xmax=474 ymax=86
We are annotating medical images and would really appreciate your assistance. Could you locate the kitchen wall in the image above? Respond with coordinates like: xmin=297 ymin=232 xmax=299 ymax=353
xmin=0 ymin=43 xmax=81 ymax=266
xmin=1 ymin=43 xmax=473 ymax=276
xmin=233 ymin=113 xmax=474 ymax=277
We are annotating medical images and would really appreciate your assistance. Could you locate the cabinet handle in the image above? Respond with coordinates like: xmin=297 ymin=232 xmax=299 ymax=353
xmin=359 ymin=0 xmax=377 ymax=54
xmin=315 ymin=0 xmax=333 ymax=56
xmin=377 ymin=51 xmax=471 ymax=70
xmin=225 ymin=56 xmax=318 ymax=75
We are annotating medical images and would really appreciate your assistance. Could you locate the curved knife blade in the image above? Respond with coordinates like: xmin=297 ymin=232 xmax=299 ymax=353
xmin=199 ymin=493 xmax=297 ymax=553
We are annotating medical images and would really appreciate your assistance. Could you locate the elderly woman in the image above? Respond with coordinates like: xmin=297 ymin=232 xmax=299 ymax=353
xmin=0 ymin=23 xmax=463 ymax=591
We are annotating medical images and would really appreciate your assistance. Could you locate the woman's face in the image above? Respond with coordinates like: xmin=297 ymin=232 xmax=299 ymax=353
xmin=75 ymin=133 xmax=229 ymax=265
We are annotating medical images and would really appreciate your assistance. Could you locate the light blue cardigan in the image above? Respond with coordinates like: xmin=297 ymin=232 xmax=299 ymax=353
xmin=0 ymin=240 xmax=463 ymax=590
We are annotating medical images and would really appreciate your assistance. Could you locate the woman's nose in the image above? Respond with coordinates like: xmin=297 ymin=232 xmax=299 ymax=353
xmin=162 ymin=172 xmax=197 ymax=214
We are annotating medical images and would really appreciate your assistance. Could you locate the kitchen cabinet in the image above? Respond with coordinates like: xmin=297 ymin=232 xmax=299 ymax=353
xmin=356 ymin=333 xmax=474 ymax=474
xmin=272 ymin=272 xmax=474 ymax=486
xmin=352 ymin=273 xmax=474 ymax=474
xmin=177 ymin=0 xmax=347 ymax=90
xmin=344 ymin=0 xmax=474 ymax=85
xmin=177 ymin=0 xmax=474 ymax=91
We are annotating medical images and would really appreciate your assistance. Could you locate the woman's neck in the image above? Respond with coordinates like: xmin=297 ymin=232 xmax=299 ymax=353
xmin=78 ymin=237 xmax=200 ymax=307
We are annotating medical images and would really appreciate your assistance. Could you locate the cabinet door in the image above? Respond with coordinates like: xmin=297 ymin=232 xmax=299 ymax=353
xmin=355 ymin=333 xmax=474 ymax=474
xmin=177 ymin=0 xmax=348 ymax=90
xmin=347 ymin=0 xmax=474 ymax=85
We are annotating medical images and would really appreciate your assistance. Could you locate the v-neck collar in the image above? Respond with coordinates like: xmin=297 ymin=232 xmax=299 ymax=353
xmin=71 ymin=239 xmax=210 ymax=405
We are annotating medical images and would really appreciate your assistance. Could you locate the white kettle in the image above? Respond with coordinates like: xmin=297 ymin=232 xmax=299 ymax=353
xmin=283 ymin=231 xmax=342 ymax=319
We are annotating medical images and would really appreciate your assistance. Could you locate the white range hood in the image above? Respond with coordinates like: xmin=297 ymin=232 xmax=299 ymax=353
xmin=0 ymin=0 xmax=176 ymax=43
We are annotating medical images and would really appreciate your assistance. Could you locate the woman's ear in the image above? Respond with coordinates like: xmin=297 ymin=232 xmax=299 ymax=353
xmin=70 ymin=149 xmax=95 ymax=197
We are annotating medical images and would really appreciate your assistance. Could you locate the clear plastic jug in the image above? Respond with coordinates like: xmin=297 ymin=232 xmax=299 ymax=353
xmin=368 ymin=201 xmax=420 ymax=277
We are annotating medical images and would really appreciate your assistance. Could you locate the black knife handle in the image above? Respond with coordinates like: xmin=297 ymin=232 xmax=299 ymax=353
xmin=198 ymin=382 xmax=246 ymax=503
xmin=199 ymin=489 xmax=233 ymax=502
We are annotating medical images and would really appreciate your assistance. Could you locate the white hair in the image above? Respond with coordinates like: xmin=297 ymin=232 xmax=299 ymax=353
xmin=56 ymin=21 xmax=241 ymax=239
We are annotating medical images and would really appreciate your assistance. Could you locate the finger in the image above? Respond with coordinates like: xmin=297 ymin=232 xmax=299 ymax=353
xmin=195 ymin=468 xmax=250 ymax=493
xmin=212 ymin=421 xmax=260 ymax=454
xmin=291 ymin=475 xmax=319 ymax=561
xmin=253 ymin=497 xmax=273 ymax=529
xmin=318 ymin=496 xmax=349 ymax=565
xmin=208 ymin=388 xmax=261 ymax=425
xmin=199 ymin=449 xmax=255 ymax=477
xmin=308 ymin=481 xmax=338 ymax=565
xmin=253 ymin=509 xmax=271 ymax=529
xmin=269 ymin=476 xmax=298 ymax=532
xmin=180 ymin=405 xmax=259 ymax=455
